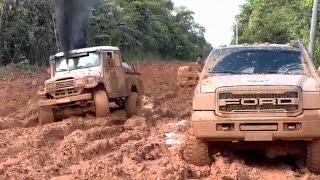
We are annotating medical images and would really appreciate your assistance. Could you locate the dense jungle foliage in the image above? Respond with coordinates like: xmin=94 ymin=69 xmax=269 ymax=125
xmin=234 ymin=0 xmax=320 ymax=64
xmin=0 ymin=0 xmax=212 ymax=66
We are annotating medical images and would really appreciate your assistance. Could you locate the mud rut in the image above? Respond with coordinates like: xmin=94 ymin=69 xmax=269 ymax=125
xmin=0 ymin=61 xmax=319 ymax=179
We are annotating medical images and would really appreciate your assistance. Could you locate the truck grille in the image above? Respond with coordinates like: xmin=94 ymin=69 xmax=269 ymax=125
xmin=219 ymin=92 xmax=299 ymax=99
xmin=54 ymin=89 xmax=81 ymax=98
xmin=218 ymin=91 xmax=300 ymax=113
xmin=55 ymin=79 xmax=75 ymax=90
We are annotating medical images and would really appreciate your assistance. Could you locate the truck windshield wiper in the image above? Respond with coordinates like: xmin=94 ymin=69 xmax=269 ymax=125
xmin=77 ymin=66 xmax=88 ymax=69
xmin=211 ymin=71 xmax=252 ymax=74
xmin=57 ymin=69 xmax=68 ymax=72
xmin=260 ymin=71 xmax=292 ymax=75
xmin=258 ymin=71 xmax=280 ymax=74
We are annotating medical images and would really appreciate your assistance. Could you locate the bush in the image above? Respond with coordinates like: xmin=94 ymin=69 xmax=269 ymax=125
xmin=16 ymin=59 xmax=30 ymax=71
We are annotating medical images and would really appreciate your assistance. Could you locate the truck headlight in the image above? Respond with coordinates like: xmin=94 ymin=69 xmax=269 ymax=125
xmin=85 ymin=76 xmax=98 ymax=85
xmin=45 ymin=83 xmax=54 ymax=90
xmin=75 ymin=79 xmax=85 ymax=86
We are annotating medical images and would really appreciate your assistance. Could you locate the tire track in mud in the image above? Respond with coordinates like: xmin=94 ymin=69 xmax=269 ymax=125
xmin=0 ymin=116 xmax=128 ymax=179
xmin=0 ymin=61 xmax=191 ymax=179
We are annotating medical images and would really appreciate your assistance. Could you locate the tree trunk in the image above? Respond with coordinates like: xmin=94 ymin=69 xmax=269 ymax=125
xmin=0 ymin=1 xmax=3 ymax=31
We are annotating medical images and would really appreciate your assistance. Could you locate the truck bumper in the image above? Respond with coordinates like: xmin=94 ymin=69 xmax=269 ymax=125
xmin=38 ymin=93 xmax=92 ymax=107
xmin=192 ymin=110 xmax=320 ymax=141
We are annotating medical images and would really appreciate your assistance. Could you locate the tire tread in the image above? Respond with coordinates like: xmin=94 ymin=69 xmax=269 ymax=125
xmin=183 ymin=126 xmax=211 ymax=166
xmin=307 ymin=139 xmax=320 ymax=174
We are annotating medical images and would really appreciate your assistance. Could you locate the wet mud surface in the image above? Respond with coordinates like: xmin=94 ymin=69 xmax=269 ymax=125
xmin=0 ymin=61 xmax=319 ymax=179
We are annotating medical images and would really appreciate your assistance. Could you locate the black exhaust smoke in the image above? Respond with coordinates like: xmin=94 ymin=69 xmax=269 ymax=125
xmin=55 ymin=0 xmax=90 ymax=59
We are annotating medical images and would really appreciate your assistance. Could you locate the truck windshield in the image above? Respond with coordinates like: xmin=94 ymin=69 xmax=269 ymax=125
xmin=55 ymin=53 xmax=100 ymax=72
xmin=207 ymin=49 xmax=303 ymax=75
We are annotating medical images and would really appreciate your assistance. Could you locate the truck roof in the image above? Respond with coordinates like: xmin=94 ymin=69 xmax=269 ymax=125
xmin=215 ymin=44 xmax=300 ymax=51
xmin=53 ymin=46 xmax=120 ymax=58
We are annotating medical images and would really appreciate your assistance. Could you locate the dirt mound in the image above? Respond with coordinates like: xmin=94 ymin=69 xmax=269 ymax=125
xmin=140 ymin=61 xmax=195 ymax=119
xmin=177 ymin=65 xmax=200 ymax=87
xmin=0 ymin=61 xmax=319 ymax=179
xmin=0 ymin=69 xmax=49 ymax=117
xmin=0 ymin=69 xmax=49 ymax=130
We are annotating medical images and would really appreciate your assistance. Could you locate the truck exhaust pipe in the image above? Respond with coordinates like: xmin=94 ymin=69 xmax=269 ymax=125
xmin=55 ymin=0 xmax=90 ymax=60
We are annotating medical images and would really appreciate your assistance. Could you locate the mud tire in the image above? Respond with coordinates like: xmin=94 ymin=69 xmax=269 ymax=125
xmin=94 ymin=90 xmax=110 ymax=118
xmin=307 ymin=139 xmax=320 ymax=174
xmin=125 ymin=92 xmax=142 ymax=118
xmin=39 ymin=107 xmax=54 ymax=125
xmin=183 ymin=127 xmax=211 ymax=166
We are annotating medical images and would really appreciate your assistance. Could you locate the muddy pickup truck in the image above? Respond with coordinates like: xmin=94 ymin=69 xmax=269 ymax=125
xmin=38 ymin=46 xmax=143 ymax=124
xmin=184 ymin=42 xmax=320 ymax=173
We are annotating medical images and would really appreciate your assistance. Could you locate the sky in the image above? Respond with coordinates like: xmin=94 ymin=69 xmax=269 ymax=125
xmin=172 ymin=0 xmax=247 ymax=47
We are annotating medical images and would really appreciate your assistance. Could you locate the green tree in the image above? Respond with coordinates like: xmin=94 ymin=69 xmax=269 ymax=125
xmin=0 ymin=0 xmax=212 ymax=66
xmin=87 ymin=0 xmax=211 ymax=60
xmin=233 ymin=0 xmax=320 ymax=64
xmin=0 ymin=0 xmax=57 ymax=66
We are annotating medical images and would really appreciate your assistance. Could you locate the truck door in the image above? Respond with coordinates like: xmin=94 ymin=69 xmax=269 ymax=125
xmin=103 ymin=51 xmax=127 ymax=97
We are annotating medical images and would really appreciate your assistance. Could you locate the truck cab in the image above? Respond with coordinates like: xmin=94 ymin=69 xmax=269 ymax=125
xmin=38 ymin=46 xmax=143 ymax=124
xmin=184 ymin=42 xmax=320 ymax=174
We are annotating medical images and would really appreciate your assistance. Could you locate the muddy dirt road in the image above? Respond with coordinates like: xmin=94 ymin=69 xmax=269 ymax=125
xmin=0 ymin=61 xmax=319 ymax=179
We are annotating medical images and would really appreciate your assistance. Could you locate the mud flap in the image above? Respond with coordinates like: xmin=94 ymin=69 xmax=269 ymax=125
xmin=245 ymin=133 xmax=273 ymax=141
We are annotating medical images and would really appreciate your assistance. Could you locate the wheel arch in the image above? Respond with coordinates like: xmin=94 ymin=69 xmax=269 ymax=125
xmin=131 ymin=85 xmax=138 ymax=93
xmin=92 ymin=82 xmax=110 ymax=99
xmin=95 ymin=82 xmax=107 ymax=91
xmin=126 ymin=77 xmax=143 ymax=95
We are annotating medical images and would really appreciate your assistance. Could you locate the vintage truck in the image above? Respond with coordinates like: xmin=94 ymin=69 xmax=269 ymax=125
xmin=38 ymin=46 xmax=143 ymax=124
xmin=184 ymin=42 xmax=320 ymax=173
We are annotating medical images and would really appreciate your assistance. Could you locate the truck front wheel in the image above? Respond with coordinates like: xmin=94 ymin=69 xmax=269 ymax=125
xmin=125 ymin=92 xmax=142 ymax=118
xmin=94 ymin=90 xmax=110 ymax=118
xmin=39 ymin=107 xmax=55 ymax=125
xmin=183 ymin=127 xmax=212 ymax=166
xmin=307 ymin=139 xmax=320 ymax=174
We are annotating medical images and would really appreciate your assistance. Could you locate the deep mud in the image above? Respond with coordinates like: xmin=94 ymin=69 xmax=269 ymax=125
xmin=0 ymin=61 xmax=319 ymax=179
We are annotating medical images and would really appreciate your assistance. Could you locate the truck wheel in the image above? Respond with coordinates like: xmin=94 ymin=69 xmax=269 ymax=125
xmin=125 ymin=92 xmax=141 ymax=118
xmin=183 ymin=127 xmax=212 ymax=166
xmin=94 ymin=90 xmax=110 ymax=117
xmin=39 ymin=107 xmax=54 ymax=125
xmin=307 ymin=139 xmax=320 ymax=174
xmin=183 ymin=127 xmax=211 ymax=166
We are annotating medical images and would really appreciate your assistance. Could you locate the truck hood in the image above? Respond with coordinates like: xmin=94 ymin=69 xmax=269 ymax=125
xmin=200 ymin=74 xmax=319 ymax=93
xmin=46 ymin=66 xmax=102 ymax=83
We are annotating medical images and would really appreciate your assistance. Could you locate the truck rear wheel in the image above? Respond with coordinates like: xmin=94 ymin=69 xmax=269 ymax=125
xmin=125 ymin=92 xmax=141 ymax=118
xmin=183 ymin=127 xmax=212 ymax=166
xmin=39 ymin=107 xmax=54 ymax=125
xmin=94 ymin=90 xmax=110 ymax=118
xmin=307 ymin=139 xmax=320 ymax=174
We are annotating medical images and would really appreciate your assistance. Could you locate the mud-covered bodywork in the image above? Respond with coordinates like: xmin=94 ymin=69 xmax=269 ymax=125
xmin=192 ymin=43 xmax=320 ymax=141
xmin=38 ymin=46 xmax=143 ymax=119
xmin=184 ymin=43 xmax=320 ymax=173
